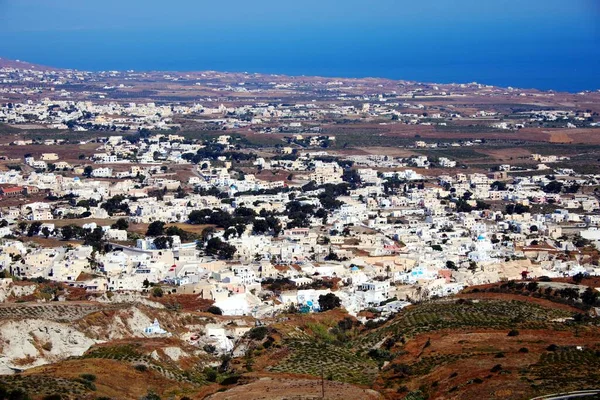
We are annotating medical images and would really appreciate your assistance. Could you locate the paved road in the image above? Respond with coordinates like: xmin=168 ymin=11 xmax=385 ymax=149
xmin=531 ymin=390 xmax=600 ymax=400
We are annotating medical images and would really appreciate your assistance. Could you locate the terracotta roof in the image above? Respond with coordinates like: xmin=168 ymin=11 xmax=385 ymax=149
xmin=0 ymin=186 xmax=23 ymax=193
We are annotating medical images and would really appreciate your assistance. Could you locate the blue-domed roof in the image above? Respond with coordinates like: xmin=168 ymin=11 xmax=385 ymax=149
xmin=477 ymin=234 xmax=485 ymax=241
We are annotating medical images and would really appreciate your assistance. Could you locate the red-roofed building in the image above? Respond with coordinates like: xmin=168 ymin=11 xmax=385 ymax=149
xmin=0 ymin=186 xmax=24 ymax=198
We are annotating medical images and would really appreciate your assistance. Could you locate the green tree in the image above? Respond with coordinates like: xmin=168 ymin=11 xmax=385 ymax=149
xmin=207 ymin=306 xmax=222 ymax=315
xmin=581 ymin=287 xmax=599 ymax=306
xmin=83 ymin=165 xmax=93 ymax=177
xmin=17 ymin=221 xmax=27 ymax=234
xmin=235 ymin=224 xmax=245 ymax=237
xmin=201 ymin=226 xmax=216 ymax=242
xmin=318 ymin=293 xmax=341 ymax=311
xmin=205 ymin=237 xmax=237 ymax=260
xmin=153 ymin=236 xmax=173 ymax=250
xmin=84 ymin=227 xmax=106 ymax=252
xmin=111 ymin=218 xmax=129 ymax=230
xmin=188 ymin=209 xmax=211 ymax=224
xmin=491 ymin=181 xmax=507 ymax=191
xmin=146 ymin=221 xmax=166 ymax=236
xmin=572 ymin=272 xmax=584 ymax=284
xmin=61 ymin=225 xmax=75 ymax=240
xmin=252 ymin=219 xmax=270 ymax=234
xmin=27 ymin=222 xmax=42 ymax=237
xmin=543 ymin=180 xmax=563 ymax=194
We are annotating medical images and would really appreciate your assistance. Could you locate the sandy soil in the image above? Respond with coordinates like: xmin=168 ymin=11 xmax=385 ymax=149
xmin=206 ymin=376 xmax=383 ymax=400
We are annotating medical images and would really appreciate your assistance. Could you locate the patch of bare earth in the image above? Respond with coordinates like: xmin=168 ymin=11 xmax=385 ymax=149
xmin=206 ymin=376 xmax=383 ymax=400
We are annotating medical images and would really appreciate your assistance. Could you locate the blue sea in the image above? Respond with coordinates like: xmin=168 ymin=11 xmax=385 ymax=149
xmin=1 ymin=2 xmax=599 ymax=92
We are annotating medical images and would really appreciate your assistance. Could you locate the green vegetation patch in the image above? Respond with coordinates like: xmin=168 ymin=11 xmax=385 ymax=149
xmin=0 ymin=375 xmax=93 ymax=399
xmin=358 ymin=300 xmax=572 ymax=349
xmin=268 ymin=340 xmax=378 ymax=385
xmin=528 ymin=347 xmax=600 ymax=394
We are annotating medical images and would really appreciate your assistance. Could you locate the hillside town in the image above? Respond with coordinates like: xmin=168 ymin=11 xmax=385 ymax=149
xmin=0 ymin=129 xmax=599 ymax=322
xmin=2 ymin=0 xmax=600 ymax=394
xmin=0 ymin=59 xmax=599 ymax=399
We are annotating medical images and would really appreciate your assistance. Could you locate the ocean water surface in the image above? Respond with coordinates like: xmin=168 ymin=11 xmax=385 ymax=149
xmin=0 ymin=0 xmax=598 ymax=92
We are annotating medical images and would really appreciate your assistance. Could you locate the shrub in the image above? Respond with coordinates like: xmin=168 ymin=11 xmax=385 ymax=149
xmin=546 ymin=344 xmax=559 ymax=351
xmin=507 ymin=329 xmax=519 ymax=337
xmin=491 ymin=364 xmax=502 ymax=373
xmin=42 ymin=396 xmax=62 ymax=400
xmin=207 ymin=306 xmax=223 ymax=315
xmin=220 ymin=375 xmax=241 ymax=385
xmin=337 ymin=317 xmax=355 ymax=331
xmin=6 ymin=388 xmax=30 ymax=400
xmin=76 ymin=378 xmax=96 ymax=391
xmin=134 ymin=364 xmax=148 ymax=372
xmin=392 ymin=363 xmax=412 ymax=376
xmin=518 ymin=347 xmax=529 ymax=353
xmin=152 ymin=286 xmax=164 ymax=298
xmin=80 ymin=374 xmax=97 ymax=382
xmin=495 ymin=352 xmax=505 ymax=358
xmin=364 ymin=319 xmax=384 ymax=329
xmin=397 ymin=385 xmax=409 ymax=393
xmin=368 ymin=349 xmax=393 ymax=362
xmin=42 ymin=342 xmax=53 ymax=351
xmin=306 ymin=322 xmax=335 ymax=342
xmin=262 ymin=337 xmax=274 ymax=348
xmin=141 ymin=391 xmax=161 ymax=400
xmin=404 ymin=390 xmax=427 ymax=400
xmin=247 ymin=326 xmax=268 ymax=341
xmin=205 ymin=368 xmax=218 ymax=382
xmin=383 ymin=337 xmax=396 ymax=350
xmin=203 ymin=344 xmax=216 ymax=354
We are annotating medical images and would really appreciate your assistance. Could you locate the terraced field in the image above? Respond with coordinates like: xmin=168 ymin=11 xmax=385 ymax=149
xmin=268 ymin=340 xmax=378 ymax=386
xmin=0 ymin=374 xmax=94 ymax=398
xmin=0 ymin=302 xmax=124 ymax=322
xmin=527 ymin=347 xmax=600 ymax=392
xmin=357 ymin=300 xmax=572 ymax=349
xmin=407 ymin=354 xmax=470 ymax=376
xmin=82 ymin=343 xmax=209 ymax=385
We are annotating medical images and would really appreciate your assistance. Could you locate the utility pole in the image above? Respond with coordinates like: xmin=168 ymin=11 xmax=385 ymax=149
xmin=321 ymin=363 xmax=325 ymax=399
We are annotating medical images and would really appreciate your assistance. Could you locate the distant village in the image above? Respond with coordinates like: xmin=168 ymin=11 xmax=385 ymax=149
xmin=1 ymin=63 xmax=598 ymax=134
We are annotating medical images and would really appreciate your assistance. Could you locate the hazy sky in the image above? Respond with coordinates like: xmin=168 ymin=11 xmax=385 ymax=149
xmin=0 ymin=0 xmax=599 ymax=90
